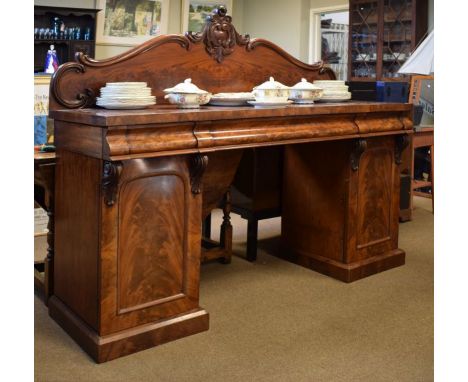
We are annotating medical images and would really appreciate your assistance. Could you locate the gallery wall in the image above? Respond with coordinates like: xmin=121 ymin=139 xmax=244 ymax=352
xmin=34 ymin=0 xmax=434 ymax=61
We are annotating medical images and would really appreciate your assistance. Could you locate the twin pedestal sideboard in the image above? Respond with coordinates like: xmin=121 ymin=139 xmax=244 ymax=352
xmin=45 ymin=7 xmax=412 ymax=363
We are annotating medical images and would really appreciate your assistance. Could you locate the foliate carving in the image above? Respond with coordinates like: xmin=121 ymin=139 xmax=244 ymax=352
xmin=395 ymin=134 xmax=410 ymax=165
xmin=102 ymin=161 xmax=123 ymax=206
xmin=351 ymin=139 xmax=368 ymax=171
xmin=186 ymin=6 xmax=250 ymax=63
xmin=51 ymin=62 xmax=96 ymax=108
xmin=189 ymin=154 xmax=209 ymax=194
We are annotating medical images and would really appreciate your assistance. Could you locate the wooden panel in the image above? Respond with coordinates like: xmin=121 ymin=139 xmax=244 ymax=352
xmin=99 ymin=156 xmax=201 ymax=335
xmin=54 ymin=149 xmax=100 ymax=330
xmin=54 ymin=121 xmax=103 ymax=158
xmin=348 ymin=137 xmax=400 ymax=262
xmin=357 ymin=147 xmax=393 ymax=248
xmin=282 ymin=141 xmax=350 ymax=262
xmin=118 ymin=174 xmax=187 ymax=314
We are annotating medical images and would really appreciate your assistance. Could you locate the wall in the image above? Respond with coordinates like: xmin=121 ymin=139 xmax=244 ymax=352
xmin=35 ymin=0 xmax=244 ymax=59
xmin=35 ymin=0 xmax=434 ymax=61
xmin=240 ymin=0 xmax=310 ymax=61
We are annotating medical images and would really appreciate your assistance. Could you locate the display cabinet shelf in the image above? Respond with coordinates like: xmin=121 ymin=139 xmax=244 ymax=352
xmin=34 ymin=6 xmax=99 ymax=73
xmin=348 ymin=0 xmax=428 ymax=81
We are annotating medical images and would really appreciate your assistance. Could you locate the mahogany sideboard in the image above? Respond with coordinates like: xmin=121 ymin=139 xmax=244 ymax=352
xmin=46 ymin=7 xmax=412 ymax=362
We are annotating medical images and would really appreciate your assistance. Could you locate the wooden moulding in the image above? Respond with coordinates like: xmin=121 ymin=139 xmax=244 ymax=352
xmin=278 ymin=249 xmax=405 ymax=283
xmin=49 ymin=296 xmax=209 ymax=363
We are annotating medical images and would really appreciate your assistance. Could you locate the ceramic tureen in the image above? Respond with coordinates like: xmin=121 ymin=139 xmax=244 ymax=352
xmin=289 ymin=78 xmax=323 ymax=104
xmin=164 ymin=78 xmax=211 ymax=108
xmin=252 ymin=77 xmax=290 ymax=102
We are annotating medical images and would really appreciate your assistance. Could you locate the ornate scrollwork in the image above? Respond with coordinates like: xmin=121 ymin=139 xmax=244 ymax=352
xmin=351 ymin=139 xmax=368 ymax=171
xmin=51 ymin=62 xmax=96 ymax=109
xmin=395 ymin=134 xmax=410 ymax=165
xmin=189 ymin=154 xmax=209 ymax=194
xmin=102 ymin=161 xmax=123 ymax=206
xmin=186 ymin=6 xmax=250 ymax=63
xmin=74 ymin=35 xmax=191 ymax=67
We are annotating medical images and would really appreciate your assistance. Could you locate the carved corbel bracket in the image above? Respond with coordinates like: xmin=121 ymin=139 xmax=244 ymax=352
xmin=351 ymin=139 xmax=368 ymax=171
xmin=395 ymin=134 xmax=410 ymax=165
xmin=102 ymin=161 xmax=123 ymax=206
xmin=189 ymin=154 xmax=209 ymax=194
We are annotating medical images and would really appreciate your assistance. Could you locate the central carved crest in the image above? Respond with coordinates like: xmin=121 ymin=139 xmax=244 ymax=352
xmin=186 ymin=6 xmax=250 ymax=63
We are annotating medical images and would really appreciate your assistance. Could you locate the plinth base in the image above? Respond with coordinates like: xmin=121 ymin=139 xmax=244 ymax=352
xmin=278 ymin=249 xmax=405 ymax=283
xmin=49 ymin=296 xmax=209 ymax=363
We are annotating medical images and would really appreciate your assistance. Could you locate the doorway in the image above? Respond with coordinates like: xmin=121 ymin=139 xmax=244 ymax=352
xmin=310 ymin=6 xmax=349 ymax=80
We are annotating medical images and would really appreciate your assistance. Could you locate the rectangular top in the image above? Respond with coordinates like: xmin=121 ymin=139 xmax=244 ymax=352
xmin=50 ymin=102 xmax=412 ymax=127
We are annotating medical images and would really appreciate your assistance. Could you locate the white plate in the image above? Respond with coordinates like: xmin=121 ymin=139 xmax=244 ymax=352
xmin=247 ymin=100 xmax=293 ymax=108
xmin=290 ymin=98 xmax=318 ymax=104
xmin=96 ymin=103 xmax=154 ymax=110
xmin=105 ymin=82 xmax=147 ymax=87
xmin=100 ymin=89 xmax=152 ymax=95
xmin=209 ymin=98 xmax=254 ymax=106
xmin=97 ymin=96 xmax=156 ymax=101
xmin=212 ymin=92 xmax=254 ymax=99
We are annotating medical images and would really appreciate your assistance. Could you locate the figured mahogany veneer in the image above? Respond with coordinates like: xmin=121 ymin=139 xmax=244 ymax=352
xmin=48 ymin=6 xmax=412 ymax=363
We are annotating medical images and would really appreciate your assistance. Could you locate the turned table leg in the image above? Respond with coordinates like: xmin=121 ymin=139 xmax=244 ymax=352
xmin=219 ymin=190 xmax=233 ymax=264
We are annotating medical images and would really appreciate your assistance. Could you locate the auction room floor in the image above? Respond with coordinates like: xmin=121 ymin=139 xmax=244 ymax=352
xmin=34 ymin=197 xmax=433 ymax=382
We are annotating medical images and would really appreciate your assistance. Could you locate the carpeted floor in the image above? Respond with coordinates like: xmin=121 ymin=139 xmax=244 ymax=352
xmin=34 ymin=197 xmax=433 ymax=382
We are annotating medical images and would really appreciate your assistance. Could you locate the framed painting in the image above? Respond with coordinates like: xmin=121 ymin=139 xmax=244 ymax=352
xmin=34 ymin=74 xmax=54 ymax=145
xmin=96 ymin=0 xmax=169 ymax=46
xmin=182 ymin=1 xmax=233 ymax=33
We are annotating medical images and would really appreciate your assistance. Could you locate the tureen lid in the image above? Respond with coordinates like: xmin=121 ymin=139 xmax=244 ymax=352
xmin=164 ymin=78 xmax=208 ymax=94
xmin=291 ymin=78 xmax=322 ymax=90
xmin=253 ymin=77 xmax=289 ymax=90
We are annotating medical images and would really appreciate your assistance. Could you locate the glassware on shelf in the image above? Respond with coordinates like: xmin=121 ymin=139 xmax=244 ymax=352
xmin=84 ymin=28 xmax=91 ymax=41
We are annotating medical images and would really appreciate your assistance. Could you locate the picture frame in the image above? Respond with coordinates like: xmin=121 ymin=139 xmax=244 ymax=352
xmin=96 ymin=0 xmax=170 ymax=46
xmin=182 ymin=0 xmax=233 ymax=33
xmin=34 ymin=74 xmax=54 ymax=145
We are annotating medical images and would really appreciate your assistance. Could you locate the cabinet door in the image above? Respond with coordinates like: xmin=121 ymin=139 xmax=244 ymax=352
xmin=346 ymin=136 xmax=400 ymax=262
xmin=99 ymin=156 xmax=202 ymax=335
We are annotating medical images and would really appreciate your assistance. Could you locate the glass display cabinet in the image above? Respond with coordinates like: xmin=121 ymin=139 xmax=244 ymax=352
xmin=348 ymin=0 xmax=428 ymax=81
xmin=34 ymin=6 xmax=99 ymax=73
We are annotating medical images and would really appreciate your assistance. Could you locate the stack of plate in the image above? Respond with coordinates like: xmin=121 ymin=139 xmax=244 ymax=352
xmin=312 ymin=80 xmax=351 ymax=102
xmin=96 ymin=82 xmax=156 ymax=109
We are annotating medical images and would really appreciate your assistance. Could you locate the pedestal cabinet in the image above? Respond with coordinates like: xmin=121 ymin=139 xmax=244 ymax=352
xmin=50 ymin=150 xmax=209 ymax=362
xmin=282 ymin=136 xmax=405 ymax=282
